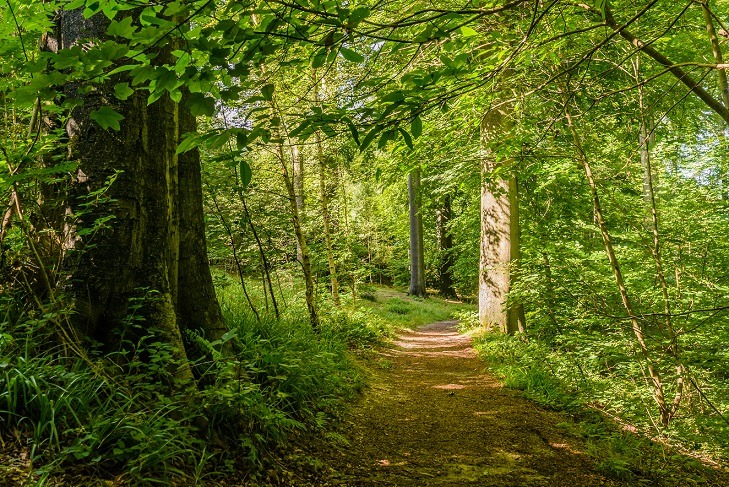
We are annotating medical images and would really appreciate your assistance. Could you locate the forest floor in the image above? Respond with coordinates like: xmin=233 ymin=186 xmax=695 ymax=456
xmin=291 ymin=321 xmax=708 ymax=487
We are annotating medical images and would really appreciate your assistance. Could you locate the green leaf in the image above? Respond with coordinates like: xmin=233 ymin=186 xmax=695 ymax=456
xmin=398 ymin=128 xmax=413 ymax=149
xmin=288 ymin=120 xmax=310 ymax=139
xmin=377 ymin=130 xmax=393 ymax=149
xmin=156 ymin=68 xmax=178 ymax=92
xmin=186 ymin=92 xmax=216 ymax=117
xmin=90 ymin=106 xmax=124 ymax=131
xmin=346 ymin=120 xmax=360 ymax=145
xmin=83 ymin=1 xmax=101 ymax=19
xmin=236 ymin=131 xmax=248 ymax=149
xmin=381 ymin=91 xmax=404 ymax=103
xmin=460 ymin=26 xmax=478 ymax=37
xmin=107 ymin=17 xmax=136 ymax=38
xmin=311 ymin=49 xmax=327 ymax=69
xmin=169 ymin=89 xmax=182 ymax=103
xmin=348 ymin=6 xmax=370 ymax=25
xmin=239 ymin=160 xmax=252 ymax=189
xmin=359 ymin=126 xmax=380 ymax=151
xmin=340 ymin=47 xmax=364 ymax=63
xmin=411 ymin=115 xmax=422 ymax=138
xmin=113 ymin=83 xmax=134 ymax=100
xmin=261 ymin=83 xmax=275 ymax=101
xmin=66 ymin=0 xmax=87 ymax=9
xmin=176 ymin=133 xmax=199 ymax=154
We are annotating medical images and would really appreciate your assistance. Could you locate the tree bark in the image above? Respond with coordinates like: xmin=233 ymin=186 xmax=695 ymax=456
xmin=312 ymin=69 xmax=340 ymax=306
xmin=292 ymin=143 xmax=305 ymax=262
xmin=702 ymin=3 xmax=729 ymax=109
xmin=436 ymin=195 xmax=456 ymax=298
xmin=408 ymin=167 xmax=426 ymax=297
xmin=479 ymin=106 xmax=525 ymax=334
xmin=56 ymin=10 xmax=225 ymax=377
xmin=316 ymin=131 xmax=341 ymax=306
xmin=635 ymin=58 xmax=685 ymax=422
xmin=272 ymin=102 xmax=319 ymax=329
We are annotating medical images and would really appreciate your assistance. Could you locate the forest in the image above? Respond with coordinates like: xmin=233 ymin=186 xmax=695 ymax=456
xmin=1 ymin=0 xmax=729 ymax=485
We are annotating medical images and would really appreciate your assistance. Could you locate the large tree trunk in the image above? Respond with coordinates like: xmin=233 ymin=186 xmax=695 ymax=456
xmin=479 ymin=107 xmax=525 ymax=334
xmin=56 ymin=10 xmax=225 ymax=375
xmin=408 ymin=167 xmax=426 ymax=297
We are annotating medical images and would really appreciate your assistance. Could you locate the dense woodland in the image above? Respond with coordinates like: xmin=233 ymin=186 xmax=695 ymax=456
xmin=1 ymin=0 xmax=729 ymax=484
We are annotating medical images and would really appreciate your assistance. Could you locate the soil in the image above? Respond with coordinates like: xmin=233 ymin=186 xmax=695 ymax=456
xmin=315 ymin=321 xmax=625 ymax=486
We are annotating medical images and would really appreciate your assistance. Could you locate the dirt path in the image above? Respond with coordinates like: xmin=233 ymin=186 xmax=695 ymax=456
xmin=320 ymin=321 xmax=624 ymax=486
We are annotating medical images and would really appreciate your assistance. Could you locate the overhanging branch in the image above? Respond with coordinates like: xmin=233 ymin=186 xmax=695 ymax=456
xmin=604 ymin=3 xmax=729 ymax=124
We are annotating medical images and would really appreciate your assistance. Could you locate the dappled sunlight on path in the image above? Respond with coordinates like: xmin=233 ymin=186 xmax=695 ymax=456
xmin=320 ymin=321 xmax=625 ymax=486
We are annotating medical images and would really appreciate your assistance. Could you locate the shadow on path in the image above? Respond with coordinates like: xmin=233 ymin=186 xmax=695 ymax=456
xmin=322 ymin=321 xmax=623 ymax=486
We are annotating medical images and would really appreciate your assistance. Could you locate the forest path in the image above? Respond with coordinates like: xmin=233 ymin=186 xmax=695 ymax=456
xmin=319 ymin=321 xmax=623 ymax=486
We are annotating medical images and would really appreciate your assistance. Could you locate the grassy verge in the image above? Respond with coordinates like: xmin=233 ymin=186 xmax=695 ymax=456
xmin=470 ymin=329 xmax=729 ymax=485
xmin=351 ymin=284 xmax=473 ymax=330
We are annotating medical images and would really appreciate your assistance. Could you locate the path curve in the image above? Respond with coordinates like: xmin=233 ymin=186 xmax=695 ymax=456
xmin=322 ymin=321 xmax=623 ymax=486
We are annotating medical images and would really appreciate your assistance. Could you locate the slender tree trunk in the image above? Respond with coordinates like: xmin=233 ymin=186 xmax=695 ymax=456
xmin=436 ymin=195 xmax=456 ymax=298
xmin=339 ymin=165 xmax=356 ymax=303
xmin=635 ymin=58 xmax=685 ymax=420
xmin=56 ymin=10 xmax=225 ymax=379
xmin=565 ymin=105 xmax=671 ymax=426
xmin=701 ymin=3 xmax=729 ymax=198
xmin=292 ymin=143 xmax=305 ymax=262
xmin=408 ymin=167 xmax=426 ymax=297
xmin=271 ymin=101 xmax=319 ymax=329
xmin=315 ymin=131 xmax=341 ymax=306
xmin=239 ymin=193 xmax=280 ymax=318
xmin=702 ymin=3 xmax=729 ymax=109
xmin=311 ymin=70 xmax=340 ymax=305
xmin=479 ymin=106 xmax=525 ymax=334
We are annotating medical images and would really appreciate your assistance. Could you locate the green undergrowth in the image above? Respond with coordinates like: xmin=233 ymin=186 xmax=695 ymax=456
xmin=0 ymin=279 xmax=397 ymax=485
xmin=352 ymin=284 xmax=473 ymax=330
xmin=0 ymin=275 xmax=474 ymax=485
xmin=472 ymin=331 xmax=729 ymax=485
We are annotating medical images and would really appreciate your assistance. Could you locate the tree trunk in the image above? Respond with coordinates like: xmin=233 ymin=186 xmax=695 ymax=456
xmin=272 ymin=105 xmax=319 ymax=329
xmin=565 ymin=104 xmax=672 ymax=426
xmin=702 ymin=3 xmax=729 ymax=109
xmin=436 ymin=195 xmax=456 ymax=298
xmin=635 ymin=58 xmax=685 ymax=422
xmin=312 ymin=69 xmax=340 ymax=306
xmin=316 ymin=131 xmax=341 ymax=306
xmin=479 ymin=107 xmax=525 ymax=334
xmin=408 ymin=167 xmax=426 ymax=297
xmin=56 ymin=10 xmax=225 ymax=378
xmin=292 ymin=143 xmax=305 ymax=262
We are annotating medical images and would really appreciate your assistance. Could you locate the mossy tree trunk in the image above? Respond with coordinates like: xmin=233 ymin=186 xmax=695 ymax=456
xmin=55 ymin=10 xmax=225 ymax=377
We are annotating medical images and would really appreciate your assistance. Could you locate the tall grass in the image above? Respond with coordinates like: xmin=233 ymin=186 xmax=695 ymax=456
xmin=0 ymin=278 xmax=394 ymax=484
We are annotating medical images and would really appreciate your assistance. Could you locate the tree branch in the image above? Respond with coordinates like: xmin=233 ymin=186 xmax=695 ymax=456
xmin=604 ymin=3 xmax=729 ymax=123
